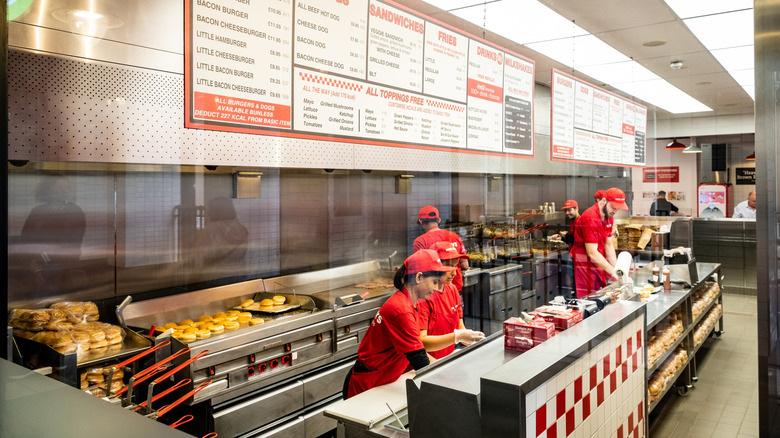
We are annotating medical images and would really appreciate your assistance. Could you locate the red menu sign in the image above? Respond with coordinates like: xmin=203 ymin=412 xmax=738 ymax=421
xmin=643 ymin=166 xmax=679 ymax=183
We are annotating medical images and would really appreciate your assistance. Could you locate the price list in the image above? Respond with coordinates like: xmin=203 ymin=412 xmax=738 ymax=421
xmin=186 ymin=0 xmax=534 ymax=156
xmin=190 ymin=0 xmax=292 ymax=128
xmin=422 ymin=22 xmax=468 ymax=102
xmin=550 ymin=69 xmax=646 ymax=166
xmin=466 ymin=41 xmax=504 ymax=152
xmin=502 ymin=54 xmax=534 ymax=154
xmin=367 ymin=1 xmax=425 ymax=92
xmin=294 ymin=0 xmax=367 ymax=79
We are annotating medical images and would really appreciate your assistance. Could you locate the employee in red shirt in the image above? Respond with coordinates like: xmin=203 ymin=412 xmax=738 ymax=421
xmin=551 ymin=200 xmax=580 ymax=297
xmin=418 ymin=242 xmax=484 ymax=359
xmin=413 ymin=206 xmax=469 ymax=291
xmin=570 ymin=188 xmax=629 ymax=298
xmin=344 ymin=249 xmax=455 ymax=399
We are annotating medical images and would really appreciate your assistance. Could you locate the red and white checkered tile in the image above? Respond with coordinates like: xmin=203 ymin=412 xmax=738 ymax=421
xmin=298 ymin=72 xmax=364 ymax=92
xmin=525 ymin=316 xmax=645 ymax=438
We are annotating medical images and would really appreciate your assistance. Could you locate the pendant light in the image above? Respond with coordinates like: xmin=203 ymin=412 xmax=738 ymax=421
xmin=746 ymin=152 xmax=755 ymax=160
xmin=682 ymin=136 xmax=701 ymax=153
xmin=665 ymin=138 xmax=686 ymax=150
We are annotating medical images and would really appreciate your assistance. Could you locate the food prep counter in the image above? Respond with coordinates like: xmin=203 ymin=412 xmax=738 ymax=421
xmin=325 ymin=300 xmax=646 ymax=437
xmin=325 ymin=261 xmax=724 ymax=438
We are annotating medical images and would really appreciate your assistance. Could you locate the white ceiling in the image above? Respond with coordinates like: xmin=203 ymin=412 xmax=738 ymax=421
xmin=398 ymin=0 xmax=755 ymax=123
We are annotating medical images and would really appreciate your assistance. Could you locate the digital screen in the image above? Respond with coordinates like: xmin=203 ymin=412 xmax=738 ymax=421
xmin=699 ymin=191 xmax=725 ymax=204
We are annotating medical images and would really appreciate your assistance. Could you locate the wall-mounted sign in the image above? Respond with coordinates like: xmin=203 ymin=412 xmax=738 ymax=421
xmin=735 ymin=167 xmax=756 ymax=185
xmin=550 ymin=69 xmax=646 ymax=167
xmin=642 ymin=166 xmax=679 ymax=183
xmin=184 ymin=0 xmax=535 ymax=156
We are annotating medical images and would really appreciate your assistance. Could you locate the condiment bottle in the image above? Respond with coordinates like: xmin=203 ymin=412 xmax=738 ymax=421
xmin=652 ymin=266 xmax=660 ymax=287
xmin=662 ymin=267 xmax=671 ymax=290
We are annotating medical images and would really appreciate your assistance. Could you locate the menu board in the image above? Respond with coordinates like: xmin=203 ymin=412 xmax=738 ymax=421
xmin=550 ymin=69 xmax=646 ymax=167
xmin=185 ymin=0 xmax=534 ymax=156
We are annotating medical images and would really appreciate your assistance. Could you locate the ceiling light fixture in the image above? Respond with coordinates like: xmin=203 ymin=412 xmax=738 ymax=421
xmin=665 ymin=138 xmax=686 ymax=150
xmin=424 ymin=0 xmax=712 ymax=114
xmin=746 ymin=152 xmax=755 ymax=160
xmin=682 ymin=143 xmax=702 ymax=153
xmin=670 ymin=60 xmax=684 ymax=70
xmin=642 ymin=40 xmax=667 ymax=47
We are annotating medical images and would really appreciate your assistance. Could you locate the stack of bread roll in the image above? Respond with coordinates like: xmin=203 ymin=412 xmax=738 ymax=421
xmin=693 ymin=304 xmax=722 ymax=347
xmin=646 ymin=309 xmax=684 ymax=368
xmin=160 ymin=305 xmax=267 ymax=343
xmin=9 ymin=302 xmax=124 ymax=356
xmin=648 ymin=346 xmax=689 ymax=404
xmin=81 ymin=365 xmax=124 ymax=397
xmin=691 ymin=282 xmax=720 ymax=321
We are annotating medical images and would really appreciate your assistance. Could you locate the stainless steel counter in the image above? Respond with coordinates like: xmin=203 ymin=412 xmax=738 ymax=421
xmin=0 ymin=358 xmax=190 ymax=438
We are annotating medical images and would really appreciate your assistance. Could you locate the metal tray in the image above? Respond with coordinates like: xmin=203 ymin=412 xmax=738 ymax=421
xmin=233 ymin=302 xmax=301 ymax=314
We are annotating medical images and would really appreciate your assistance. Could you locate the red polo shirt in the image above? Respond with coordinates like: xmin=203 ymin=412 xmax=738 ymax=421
xmin=347 ymin=288 xmax=424 ymax=398
xmin=417 ymin=283 xmax=463 ymax=359
xmin=570 ymin=204 xmax=613 ymax=298
xmin=413 ymin=228 xmax=467 ymax=291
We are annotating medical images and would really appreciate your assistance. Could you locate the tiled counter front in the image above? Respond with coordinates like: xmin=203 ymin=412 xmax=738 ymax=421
xmin=481 ymin=301 xmax=646 ymax=437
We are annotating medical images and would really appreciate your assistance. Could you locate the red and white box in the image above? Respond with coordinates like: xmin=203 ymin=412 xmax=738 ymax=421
xmin=503 ymin=317 xmax=556 ymax=352
xmin=532 ymin=306 xmax=583 ymax=330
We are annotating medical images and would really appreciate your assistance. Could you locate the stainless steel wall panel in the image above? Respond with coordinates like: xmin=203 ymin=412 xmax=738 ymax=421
xmin=9 ymin=22 xmax=182 ymax=74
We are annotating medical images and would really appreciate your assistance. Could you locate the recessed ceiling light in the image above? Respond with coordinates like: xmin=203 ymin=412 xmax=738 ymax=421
xmin=696 ymin=81 xmax=712 ymax=85
xmin=670 ymin=60 xmax=684 ymax=69
xmin=642 ymin=40 xmax=667 ymax=47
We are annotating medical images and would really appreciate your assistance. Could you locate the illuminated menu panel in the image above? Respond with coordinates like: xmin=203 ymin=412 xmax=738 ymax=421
xmin=185 ymin=0 xmax=534 ymax=156
xmin=550 ymin=69 xmax=646 ymax=167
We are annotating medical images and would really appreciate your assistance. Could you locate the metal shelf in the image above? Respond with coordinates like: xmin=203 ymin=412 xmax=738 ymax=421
xmin=648 ymin=358 xmax=690 ymax=414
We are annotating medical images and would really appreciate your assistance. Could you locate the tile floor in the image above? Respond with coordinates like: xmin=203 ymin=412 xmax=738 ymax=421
xmin=650 ymin=293 xmax=758 ymax=437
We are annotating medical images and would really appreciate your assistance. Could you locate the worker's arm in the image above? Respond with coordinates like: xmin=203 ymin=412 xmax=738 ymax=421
xmin=419 ymin=329 xmax=455 ymax=352
xmin=604 ymin=235 xmax=617 ymax=267
xmin=585 ymin=242 xmax=615 ymax=277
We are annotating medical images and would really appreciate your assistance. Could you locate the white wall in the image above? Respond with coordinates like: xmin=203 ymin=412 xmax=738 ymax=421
xmin=631 ymin=140 xmax=699 ymax=216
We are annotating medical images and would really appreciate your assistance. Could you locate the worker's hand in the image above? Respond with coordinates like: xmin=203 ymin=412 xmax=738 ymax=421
xmin=454 ymin=329 xmax=485 ymax=346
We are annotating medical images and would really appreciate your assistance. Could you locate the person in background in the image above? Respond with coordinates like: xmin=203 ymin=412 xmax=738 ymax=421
xmin=344 ymin=249 xmax=454 ymax=399
xmin=594 ymin=190 xmax=605 ymax=202
xmin=733 ymin=191 xmax=756 ymax=219
xmin=649 ymin=191 xmax=679 ymax=216
xmin=21 ymin=175 xmax=86 ymax=296
xmin=570 ymin=188 xmax=628 ymax=298
xmin=413 ymin=205 xmax=469 ymax=292
xmin=418 ymin=242 xmax=484 ymax=359
xmin=550 ymin=200 xmax=580 ymax=297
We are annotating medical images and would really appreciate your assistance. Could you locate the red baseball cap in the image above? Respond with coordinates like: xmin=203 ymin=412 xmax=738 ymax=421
xmin=418 ymin=205 xmax=440 ymax=220
xmin=404 ymin=249 xmax=456 ymax=274
xmin=429 ymin=241 xmax=469 ymax=260
xmin=604 ymin=188 xmax=629 ymax=210
xmin=594 ymin=190 xmax=605 ymax=201
xmin=561 ymin=200 xmax=578 ymax=210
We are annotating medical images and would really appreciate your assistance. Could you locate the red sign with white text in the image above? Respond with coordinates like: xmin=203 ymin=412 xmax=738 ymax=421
xmin=643 ymin=166 xmax=679 ymax=183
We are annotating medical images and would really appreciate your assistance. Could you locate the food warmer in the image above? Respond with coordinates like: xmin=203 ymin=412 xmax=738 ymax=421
xmin=120 ymin=260 xmax=394 ymax=437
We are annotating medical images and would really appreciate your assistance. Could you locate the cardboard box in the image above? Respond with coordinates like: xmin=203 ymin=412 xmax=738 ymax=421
xmin=532 ymin=307 xmax=583 ymax=330
xmin=503 ymin=317 xmax=556 ymax=352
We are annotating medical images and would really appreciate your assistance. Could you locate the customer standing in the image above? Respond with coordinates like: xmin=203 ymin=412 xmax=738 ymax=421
xmin=733 ymin=191 xmax=756 ymax=218
xmin=413 ymin=205 xmax=469 ymax=291
xmin=570 ymin=188 xmax=628 ymax=298
xmin=343 ymin=249 xmax=453 ymax=398
xmin=418 ymin=242 xmax=484 ymax=359
xmin=649 ymin=191 xmax=679 ymax=216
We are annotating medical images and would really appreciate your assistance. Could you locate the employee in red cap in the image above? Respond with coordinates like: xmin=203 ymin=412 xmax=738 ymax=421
xmin=570 ymin=188 xmax=629 ymax=298
xmin=413 ymin=205 xmax=469 ymax=291
xmin=344 ymin=249 xmax=455 ymax=398
xmin=551 ymin=200 xmax=581 ymax=297
xmin=418 ymin=242 xmax=485 ymax=359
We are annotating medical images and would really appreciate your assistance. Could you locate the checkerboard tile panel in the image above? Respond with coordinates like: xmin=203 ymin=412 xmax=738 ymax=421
xmin=298 ymin=72 xmax=364 ymax=92
xmin=524 ymin=317 xmax=645 ymax=438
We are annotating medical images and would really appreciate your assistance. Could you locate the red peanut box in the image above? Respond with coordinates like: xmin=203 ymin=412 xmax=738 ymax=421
xmin=503 ymin=317 xmax=556 ymax=342
xmin=532 ymin=307 xmax=583 ymax=330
